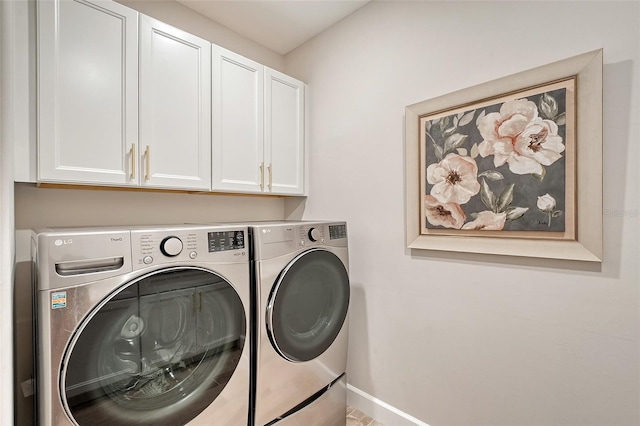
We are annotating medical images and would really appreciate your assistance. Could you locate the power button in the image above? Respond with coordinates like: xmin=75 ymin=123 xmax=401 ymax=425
xmin=143 ymin=256 xmax=153 ymax=265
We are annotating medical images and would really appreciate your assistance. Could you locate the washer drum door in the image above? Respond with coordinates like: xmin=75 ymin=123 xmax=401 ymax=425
xmin=61 ymin=267 xmax=246 ymax=426
xmin=266 ymin=249 xmax=350 ymax=362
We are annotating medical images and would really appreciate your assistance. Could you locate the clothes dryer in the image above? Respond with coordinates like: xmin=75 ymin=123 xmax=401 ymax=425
xmin=250 ymin=221 xmax=350 ymax=426
xmin=33 ymin=224 xmax=251 ymax=426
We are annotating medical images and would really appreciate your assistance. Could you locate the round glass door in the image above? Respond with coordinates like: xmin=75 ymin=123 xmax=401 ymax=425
xmin=266 ymin=249 xmax=349 ymax=362
xmin=62 ymin=267 xmax=246 ymax=425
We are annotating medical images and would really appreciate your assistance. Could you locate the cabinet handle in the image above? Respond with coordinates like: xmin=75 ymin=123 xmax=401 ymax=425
xmin=130 ymin=144 xmax=136 ymax=180
xmin=268 ymin=163 xmax=272 ymax=190
xmin=144 ymin=145 xmax=150 ymax=181
xmin=259 ymin=162 xmax=264 ymax=190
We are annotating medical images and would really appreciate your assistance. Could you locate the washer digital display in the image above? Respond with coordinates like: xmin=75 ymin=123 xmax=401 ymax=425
xmin=208 ymin=231 xmax=245 ymax=252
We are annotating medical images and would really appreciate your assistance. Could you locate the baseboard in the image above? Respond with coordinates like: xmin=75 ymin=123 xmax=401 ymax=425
xmin=346 ymin=384 xmax=431 ymax=426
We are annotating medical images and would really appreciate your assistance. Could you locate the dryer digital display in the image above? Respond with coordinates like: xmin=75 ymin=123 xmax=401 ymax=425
xmin=328 ymin=224 xmax=347 ymax=240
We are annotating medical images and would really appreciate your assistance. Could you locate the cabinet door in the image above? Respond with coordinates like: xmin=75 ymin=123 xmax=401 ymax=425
xmin=212 ymin=46 xmax=264 ymax=193
xmin=139 ymin=16 xmax=211 ymax=190
xmin=37 ymin=0 xmax=138 ymax=185
xmin=265 ymin=68 xmax=305 ymax=195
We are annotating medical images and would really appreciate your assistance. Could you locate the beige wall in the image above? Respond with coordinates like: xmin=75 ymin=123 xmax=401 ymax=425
xmin=286 ymin=1 xmax=639 ymax=425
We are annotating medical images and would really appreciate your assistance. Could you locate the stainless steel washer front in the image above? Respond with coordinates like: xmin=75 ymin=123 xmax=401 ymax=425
xmin=33 ymin=225 xmax=251 ymax=426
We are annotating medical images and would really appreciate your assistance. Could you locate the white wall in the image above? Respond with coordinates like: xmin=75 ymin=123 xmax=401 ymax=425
xmin=286 ymin=1 xmax=639 ymax=425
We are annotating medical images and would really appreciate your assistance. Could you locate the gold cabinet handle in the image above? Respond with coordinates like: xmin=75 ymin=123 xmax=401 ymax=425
xmin=144 ymin=145 xmax=150 ymax=181
xmin=259 ymin=162 xmax=264 ymax=190
xmin=130 ymin=143 xmax=136 ymax=180
xmin=268 ymin=163 xmax=272 ymax=190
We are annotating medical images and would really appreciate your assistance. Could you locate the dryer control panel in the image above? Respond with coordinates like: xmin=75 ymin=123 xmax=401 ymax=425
xmin=297 ymin=222 xmax=348 ymax=248
xmin=251 ymin=221 xmax=348 ymax=260
xmin=131 ymin=226 xmax=247 ymax=269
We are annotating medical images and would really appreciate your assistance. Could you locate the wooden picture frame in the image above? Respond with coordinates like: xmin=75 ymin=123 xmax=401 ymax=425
xmin=405 ymin=50 xmax=603 ymax=262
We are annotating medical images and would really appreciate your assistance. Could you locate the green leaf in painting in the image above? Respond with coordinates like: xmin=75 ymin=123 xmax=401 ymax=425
xmin=496 ymin=183 xmax=514 ymax=212
xmin=444 ymin=133 xmax=468 ymax=152
xmin=475 ymin=109 xmax=486 ymax=127
xmin=440 ymin=116 xmax=450 ymax=132
xmin=458 ymin=110 xmax=475 ymax=127
xmin=443 ymin=126 xmax=457 ymax=137
xmin=532 ymin=167 xmax=546 ymax=181
xmin=506 ymin=207 xmax=529 ymax=221
xmin=480 ymin=178 xmax=496 ymax=212
xmin=555 ymin=112 xmax=566 ymax=126
xmin=552 ymin=210 xmax=563 ymax=218
xmin=433 ymin=143 xmax=443 ymax=162
xmin=425 ymin=120 xmax=432 ymax=133
xmin=457 ymin=148 xmax=468 ymax=156
xmin=478 ymin=170 xmax=504 ymax=181
xmin=470 ymin=143 xmax=479 ymax=159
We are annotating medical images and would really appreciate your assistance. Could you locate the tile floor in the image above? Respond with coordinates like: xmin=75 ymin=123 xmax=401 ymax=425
xmin=346 ymin=406 xmax=384 ymax=426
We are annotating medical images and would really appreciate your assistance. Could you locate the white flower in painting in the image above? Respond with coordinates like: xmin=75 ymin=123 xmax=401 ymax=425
xmin=424 ymin=195 xmax=466 ymax=229
xmin=426 ymin=153 xmax=481 ymax=205
xmin=512 ymin=119 xmax=565 ymax=174
xmin=537 ymin=193 xmax=556 ymax=212
xmin=537 ymin=193 xmax=562 ymax=228
xmin=477 ymin=98 xmax=565 ymax=175
xmin=461 ymin=211 xmax=507 ymax=231
xmin=477 ymin=99 xmax=538 ymax=165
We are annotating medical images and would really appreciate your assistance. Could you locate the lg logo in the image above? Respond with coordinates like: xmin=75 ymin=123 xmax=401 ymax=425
xmin=54 ymin=239 xmax=73 ymax=246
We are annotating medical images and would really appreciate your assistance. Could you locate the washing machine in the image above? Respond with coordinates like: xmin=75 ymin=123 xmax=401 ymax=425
xmin=250 ymin=221 xmax=350 ymax=426
xmin=32 ymin=224 xmax=251 ymax=426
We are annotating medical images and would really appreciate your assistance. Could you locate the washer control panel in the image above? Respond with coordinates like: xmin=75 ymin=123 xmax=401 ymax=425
xmin=160 ymin=236 xmax=184 ymax=257
xmin=131 ymin=226 xmax=246 ymax=268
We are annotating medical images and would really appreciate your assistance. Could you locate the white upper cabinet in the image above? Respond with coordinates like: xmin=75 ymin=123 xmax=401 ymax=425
xmin=211 ymin=46 xmax=265 ymax=193
xmin=265 ymin=68 xmax=305 ymax=195
xmin=139 ymin=15 xmax=211 ymax=190
xmin=212 ymin=47 xmax=306 ymax=195
xmin=36 ymin=0 xmax=305 ymax=195
xmin=37 ymin=0 xmax=139 ymax=186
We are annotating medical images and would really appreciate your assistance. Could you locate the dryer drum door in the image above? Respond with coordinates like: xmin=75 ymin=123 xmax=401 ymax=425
xmin=62 ymin=267 xmax=246 ymax=426
xmin=266 ymin=249 xmax=349 ymax=362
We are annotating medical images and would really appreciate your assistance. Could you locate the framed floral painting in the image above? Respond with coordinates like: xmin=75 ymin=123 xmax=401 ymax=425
xmin=421 ymin=79 xmax=575 ymax=238
xmin=405 ymin=50 xmax=603 ymax=262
